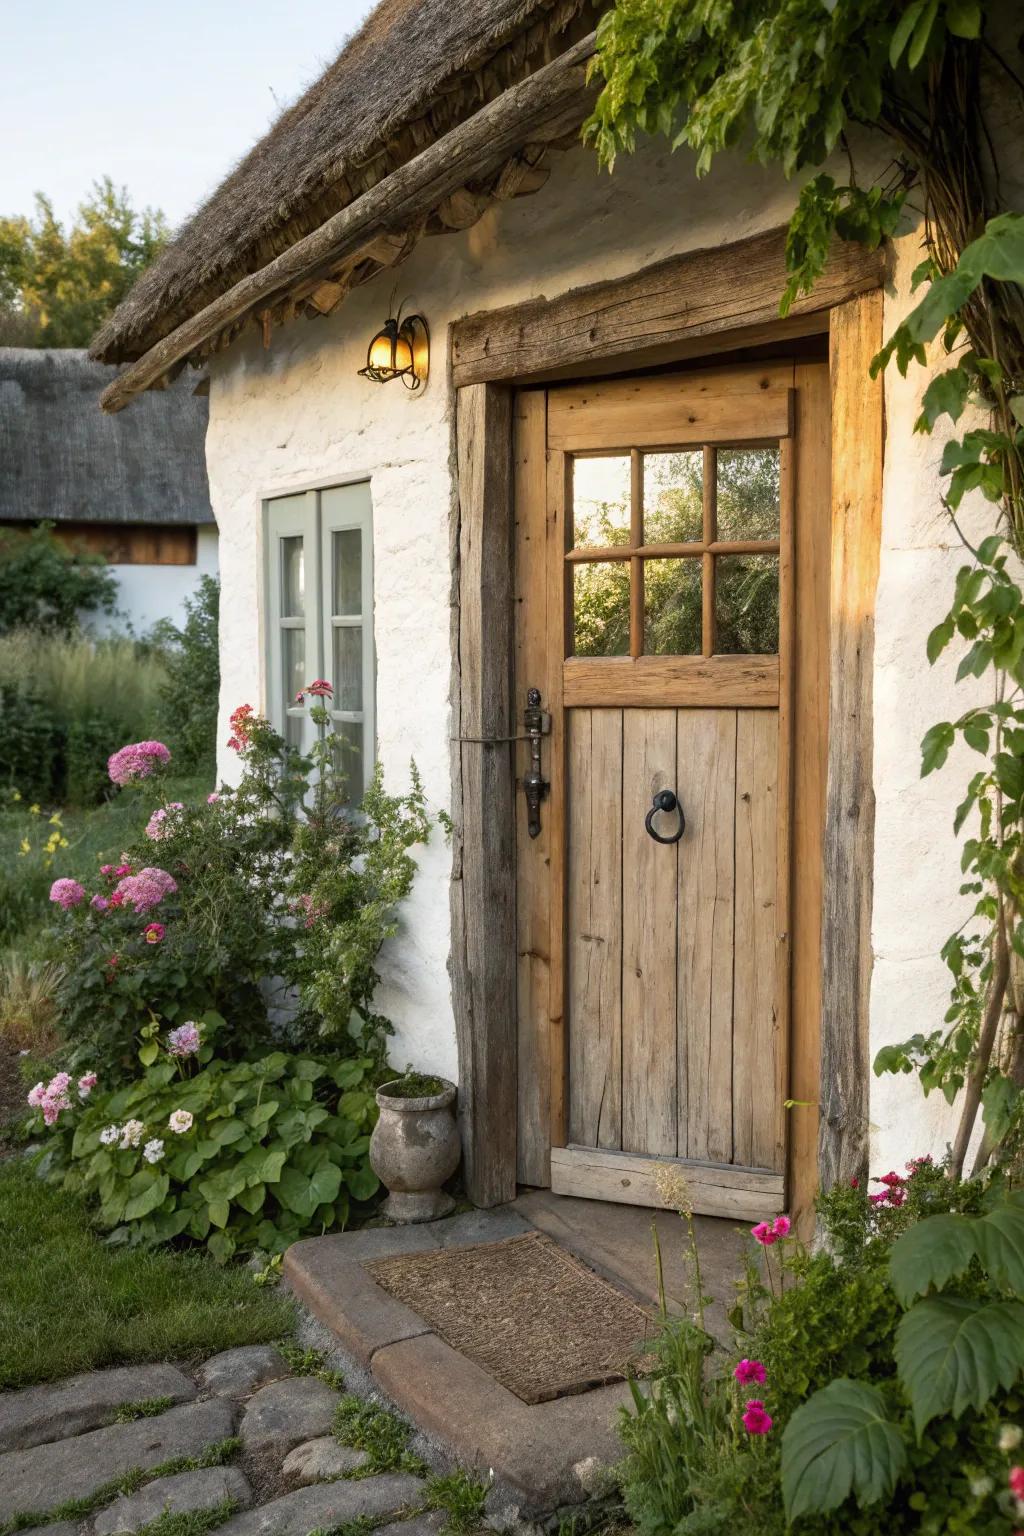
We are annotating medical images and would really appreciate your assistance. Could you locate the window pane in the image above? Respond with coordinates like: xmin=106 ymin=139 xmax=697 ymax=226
xmin=643 ymin=559 xmax=702 ymax=656
xmin=643 ymin=451 xmax=703 ymax=545
xmin=572 ymin=456 xmax=631 ymax=549
xmin=285 ymin=712 xmax=303 ymax=749
xmin=572 ymin=561 xmax=630 ymax=656
xmin=282 ymin=625 xmax=305 ymax=707
xmin=716 ymin=447 xmax=780 ymax=541
xmin=333 ymin=720 xmax=364 ymax=806
xmin=333 ymin=528 xmax=362 ymax=617
xmin=715 ymin=554 xmax=779 ymax=654
xmin=333 ymin=625 xmax=363 ymax=712
xmin=281 ymin=536 xmax=305 ymax=617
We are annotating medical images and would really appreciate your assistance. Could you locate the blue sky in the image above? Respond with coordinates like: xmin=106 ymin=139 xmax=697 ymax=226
xmin=2 ymin=0 xmax=378 ymax=232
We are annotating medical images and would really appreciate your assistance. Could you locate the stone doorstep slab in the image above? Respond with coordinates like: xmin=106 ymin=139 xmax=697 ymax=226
xmin=372 ymin=1332 xmax=629 ymax=1514
xmin=0 ymin=1363 xmax=196 ymax=1454
xmin=0 ymin=1398 xmax=237 ymax=1525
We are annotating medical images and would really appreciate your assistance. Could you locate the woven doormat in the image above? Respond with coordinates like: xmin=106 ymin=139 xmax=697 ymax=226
xmin=364 ymin=1230 xmax=653 ymax=1404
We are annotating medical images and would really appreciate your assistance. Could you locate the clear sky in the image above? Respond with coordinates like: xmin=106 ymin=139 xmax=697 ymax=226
xmin=2 ymin=0 xmax=378 ymax=233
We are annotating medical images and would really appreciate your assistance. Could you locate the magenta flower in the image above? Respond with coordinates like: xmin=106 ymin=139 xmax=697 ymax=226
xmin=50 ymin=878 xmax=86 ymax=909
xmin=91 ymin=895 xmax=109 ymax=912
xmin=144 ymin=922 xmax=165 ymax=944
xmin=77 ymin=1072 xmax=97 ymax=1098
xmin=145 ymin=803 xmax=184 ymax=841
xmin=297 ymin=678 xmax=333 ymax=699
xmin=115 ymin=864 xmax=132 ymax=877
xmin=878 ymin=1170 xmax=905 ymax=1189
xmin=100 ymin=863 xmax=115 ymax=877
xmin=167 ymin=1021 xmax=201 ymax=1057
xmin=869 ymin=1192 xmax=888 ymax=1205
xmin=114 ymin=867 xmax=177 ymax=914
xmin=907 ymin=1154 xmax=933 ymax=1174
xmin=734 ymin=1359 xmax=766 ymax=1386
xmin=207 ymin=793 xmax=221 ymax=804
xmin=28 ymin=1071 xmax=73 ymax=1126
xmin=742 ymin=1400 xmax=773 ymax=1435
xmin=107 ymin=740 xmax=171 ymax=787
xmin=751 ymin=1221 xmax=778 ymax=1247
xmin=772 ymin=1215 xmax=791 ymax=1238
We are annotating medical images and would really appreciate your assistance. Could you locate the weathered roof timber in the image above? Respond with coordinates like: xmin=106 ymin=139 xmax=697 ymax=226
xmin=91 ymin=0 xmax=595 ymax=374
xmin=0 ymin=349 xmax=214 ymax=525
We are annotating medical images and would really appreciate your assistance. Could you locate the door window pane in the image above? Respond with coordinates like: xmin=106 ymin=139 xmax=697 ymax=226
xmin=716 ymin=448 xmax=780 ymax=541
xmin=643 ymin=451 xmax=703 ymax=545
xmin=333 ymin=625 xmax=363 ymax=712
xmin=282 ymin=626 xmax=305 ymax=706
xmin=333 ymin=720 xmax=364 ymax=805
xmin=715 ymin=554 xmax=779 ymax=654
xmin=281 ymin=536 xmax=305 ymax=617
xmin=572 ymin=561 xmax=630 ymax=656
xmin=333 ymin=529 xmax=362 ymax=617
xmin=643 ymin=558 xmax=702 ymax=656
xmin=572 ymin=456 xmax=631 ymax=549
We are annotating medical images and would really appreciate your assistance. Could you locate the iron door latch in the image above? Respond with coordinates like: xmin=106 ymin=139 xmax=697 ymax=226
xmin=451 ymin=688 xmax=551 ymax=838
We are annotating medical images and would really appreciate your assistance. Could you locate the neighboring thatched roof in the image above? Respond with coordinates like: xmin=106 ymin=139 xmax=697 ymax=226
xmin=0 ymin=349 xmax=214 ymax=525
xmin=91 ymin=0 xmax=594 ymax=367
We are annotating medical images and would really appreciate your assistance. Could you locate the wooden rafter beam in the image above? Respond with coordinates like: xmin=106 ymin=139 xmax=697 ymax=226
xmin=101 ymin=34 xmax=597 ymax=413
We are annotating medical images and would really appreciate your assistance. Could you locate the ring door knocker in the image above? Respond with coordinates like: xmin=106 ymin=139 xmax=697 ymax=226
xmin=645 ymin=787 xmax=685 ymax=845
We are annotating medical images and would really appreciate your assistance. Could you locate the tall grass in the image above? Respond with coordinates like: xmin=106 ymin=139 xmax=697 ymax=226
xmin=0 ymin=630 xmax=170 ymax=806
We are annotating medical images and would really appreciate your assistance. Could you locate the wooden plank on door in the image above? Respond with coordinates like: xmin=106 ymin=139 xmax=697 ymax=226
xmin=513 ymin=390 xmax=553 ymax=1185
xmin=733 ymin=709 xmax=783 ymax=1171
xmin=550 ymin=1145 xmax=784 ymax=1219
xmin=677 ymin=710 xmax=736 ymax=1164
xmin=567 ymin=709 xmax=623 ymax=1148
xmin=622 ymin=710 xmax=678 ymax=1155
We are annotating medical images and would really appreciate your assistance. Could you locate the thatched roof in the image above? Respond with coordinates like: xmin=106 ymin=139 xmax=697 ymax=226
xmin=0 ymin=349 xmax=214 ymax=525
xmin=91 ymin=0 xmax=593 ymax=367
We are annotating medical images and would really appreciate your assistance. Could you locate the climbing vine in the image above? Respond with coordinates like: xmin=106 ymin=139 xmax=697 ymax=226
xmin=585 ymin=0 xmax=1024 ymax=1178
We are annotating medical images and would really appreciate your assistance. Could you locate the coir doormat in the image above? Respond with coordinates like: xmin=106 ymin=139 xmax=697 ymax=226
xmin=363 ymin=1229 xmax=653 ymax=1404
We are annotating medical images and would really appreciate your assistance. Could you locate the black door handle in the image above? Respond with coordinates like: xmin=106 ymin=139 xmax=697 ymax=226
xmin=645 ymin=788 xmax=685 ymax=844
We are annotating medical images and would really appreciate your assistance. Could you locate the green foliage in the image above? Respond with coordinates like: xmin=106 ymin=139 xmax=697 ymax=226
xmin=112 ymin=1395 xmax=175 ymax=1423
xmin=130 ymin=1503 xmax=236 ymax=1536
xmin=277 ymin=1342 xmax=346 ymax=1391
xmin=0 ymin=178 xmax=168 ymax=348
xmin=781 ymin=1379 xmax=907 ymax=1522
xmin=37 ymin=1047 xmax=381 ymax=1261
xmin=332 ymin=1395 xmax=427 ymax=1475
xmin=0 ymin=524 xmax=116 ymax=636
xmin=382 ymin=1067 xmax=447 ymax=1099
xmin=0 ymin=1158 xmax=293 ymax=1390
xmin=424 ymin=1470 xmax=490 ymax=1534
xmin=148 ymin=577 xmax=220 ymax=775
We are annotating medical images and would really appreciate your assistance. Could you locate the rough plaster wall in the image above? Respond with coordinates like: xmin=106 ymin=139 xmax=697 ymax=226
xmin=205 ymin=132 xmax=988 ymax=1168
xmin=89 ymin=523 xmax=219 ymax=637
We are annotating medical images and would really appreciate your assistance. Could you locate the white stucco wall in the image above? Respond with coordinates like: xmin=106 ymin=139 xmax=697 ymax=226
xmin=205 ymin=133 xmax=999 ymax=1168
xmin=90 ymin=522 xmax=219 ymax=637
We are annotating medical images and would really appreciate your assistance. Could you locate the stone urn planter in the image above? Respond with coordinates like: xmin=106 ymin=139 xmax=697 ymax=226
xmin=370 ymin=1075 xmax=461 ymax=1223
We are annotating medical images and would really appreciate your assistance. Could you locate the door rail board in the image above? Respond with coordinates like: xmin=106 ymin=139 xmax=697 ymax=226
xmin=550 ymin=1145 xmax=785 ymax=1220
xmin=563 ymin=655 xmax=779 ymax=709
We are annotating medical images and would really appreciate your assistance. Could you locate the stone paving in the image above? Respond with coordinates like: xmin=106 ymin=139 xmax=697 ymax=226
xmin=0 ymin=1345 xmax=451 ymax=1536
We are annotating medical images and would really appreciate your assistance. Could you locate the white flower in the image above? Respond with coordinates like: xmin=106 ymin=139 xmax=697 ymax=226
xmin=120 ymin=1119 xmax=145 ymax=1149
xmin=1000 ymin=1424 xmax=1023 ymax=1452
xmin=970 ymin=1475 xmax=993 ymax=1498
xmin=143 ymin=1139 xmax=165 ymax=1164
xmin=168 ymin=1109 xmax=193 ymax=1135
xmin=99 ymin=1125 xmax=120 ymax=1146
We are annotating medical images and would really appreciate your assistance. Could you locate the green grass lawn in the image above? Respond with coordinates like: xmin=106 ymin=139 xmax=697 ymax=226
xmin=0 ymin=1158 xmax=294 ymax=1389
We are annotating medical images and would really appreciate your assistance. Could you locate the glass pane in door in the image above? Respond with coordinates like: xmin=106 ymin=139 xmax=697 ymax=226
xmin=572 ymin=456 xmax=631 ymax=548
xmin=716 ymin=448 xmax=780 ymax=541
xmin=643 ymin=558 xmax=702 ymax=655
xmin=642 ymin=451 xmax=703 ymax=544
xmin=281 ymin=536 xmax=305 ymax=616
xmin=333 ymin=625 xmax=363 ymax=712
xmin=715 ymin=554 xmax=780 ymax=654
xmin=572 ymin=561 xmax=630 ymax=655
xmin=333 ymin=529 xmax=362 ymax=617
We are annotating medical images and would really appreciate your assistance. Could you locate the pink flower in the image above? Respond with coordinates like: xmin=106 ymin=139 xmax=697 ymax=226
xmin=887 ymin=1187 xmax=906 ymax=1208
xmin=869 ymin=1192 xmax=888 ymax=1205
xmin=734 ymin=1359 xmax=766 ymax=1386
xmin=907 ymin=1155 xmax=933 ymax=1174
xmin=145 ymin=803 xmax=184 ymax=841
xmin=91 ymin=895 xmax=109 ymax=912
xmin=107 ymin=740 xmax=171 ymax=787
xmin=27 ymin=1082 xmax=46 ymax=1108
xmin=167 ymin=1021 xmax=201 ymax=1057
xmin=49 ymin=878 xmax=85 ymax=909
xmin=144 ymin=922 xmax=165 ymax=944
xmin=77 ymin=1072 xmax=97 ymax=1099
xmin=100 ymin=864 xmax=115 ymax=877
xmin=115 ymin=864 xmax=132 ymax=877
xmin=742 ymin=1400 xmax=773 ymax=1435
xmin=772 ymin=1215 xmax=791 ymax=1238
xmin=849 ymin=1177 xmax=859 ymax=1188
xmin=878 ymin=1171 xmax=905 ymax=1189
xmin=207 ymin=793 xmax=221 ymax=804
xmin=30 ymin=1071 xmax=73 ymax=1126
xmin=114 ymin=867 xmax=177 ymax=914
xmin=227 ymin=704 xmax=256 ymax=752
xmin=1010 ymin=1467 xmax=1024 ymax=1500
xmin=751 ymin=1221 xmax=778 ymax=1247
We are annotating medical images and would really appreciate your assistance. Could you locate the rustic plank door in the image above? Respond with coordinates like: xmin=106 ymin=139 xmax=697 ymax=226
xmin=514 ymin=361 xmax=830 ymax=1220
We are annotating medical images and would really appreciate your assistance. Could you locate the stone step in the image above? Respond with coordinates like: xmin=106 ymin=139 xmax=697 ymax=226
xmin=0 ymin=1363 xmax=196 ymax=1453
xmin=0 ymin=1398 xmax=237 ymax=1526
xmin=93 ymin=1465 xmax=253 ymax=1535
xmin=216 ymin=1471 xmax=423 ymax=1536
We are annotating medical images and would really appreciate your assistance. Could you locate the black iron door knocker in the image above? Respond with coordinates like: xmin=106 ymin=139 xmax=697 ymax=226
xmin=645 ymin=788 xmax=685 ymax=844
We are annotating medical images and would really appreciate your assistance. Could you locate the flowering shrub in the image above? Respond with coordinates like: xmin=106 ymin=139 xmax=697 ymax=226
xmin=618 ymin=1161 xmax=1024 ymax=1536
xmin=107 ymin=740 xmax=172 ymax=787
xmin=30 ymin=1027 xmax=379 ymax=1260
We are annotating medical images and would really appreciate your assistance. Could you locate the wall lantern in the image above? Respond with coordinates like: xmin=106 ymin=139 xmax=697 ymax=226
xmin=358 ymin=303 xmax=429 ymax=390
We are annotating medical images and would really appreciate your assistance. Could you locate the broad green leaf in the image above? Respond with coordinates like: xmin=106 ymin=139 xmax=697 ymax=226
xmin=921 ymin=721 xmax=955 ymax=776
xmin=309 ymin=1163 xmax=342 ymax=1207
xmin=917 ymin=366 xmax=972 ymax=432
xmin=975 ymin=1194 xmax=1024 ymax=1291
xmin=274 ymin=1165 xmax=319 ymax=1219
xmin=981 ymin=1077 xmax=1020 ymax=1147
xmin=259 ymin=1148 xmax=287 ymax=1184
xmin=248 ymin=1100 xmax=279 ymax=1127
xmin=236 ymin=1182 xmax=266 ymax=1216
xmin=207 ymin=1198 xmax=230 ymax=1229
xmin=889 ymin=0 xmax=924 ymax=66
xmin=895 ymin=1296 xmax=1024 ymax=1435
xmin=946 ymin=0 xmax=981 ymax=37
xmin=781 ymin=1379 xmax=906 ymax=1522
xmin=907 ymin=0 xmax=939 ymax=70
xmin=888 ymin=1214 xmax=978 ymax=1308
xmin=207 ymin=1230 xmax=235 ymax=1264
xmin=926 ymin=618 xmax=954 ymax=663
xmin=344 ymin=1165 xmax=381 ymax=1202
xmin=138 ymin=1040 xmax=159 ymax=1067
xmin=123 ymin=1173 xmax=169 ymax=1221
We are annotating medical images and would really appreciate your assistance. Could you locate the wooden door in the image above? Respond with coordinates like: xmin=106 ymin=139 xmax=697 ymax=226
xmin=513 ymin=361 xmax=830 ymax=1221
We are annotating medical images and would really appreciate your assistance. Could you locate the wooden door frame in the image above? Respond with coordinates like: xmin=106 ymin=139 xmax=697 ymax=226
xmin=449 ymin=224 xmax=884 ymax=1208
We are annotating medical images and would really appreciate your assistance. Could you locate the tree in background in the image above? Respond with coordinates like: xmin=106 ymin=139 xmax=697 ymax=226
xmin=0 ymin=178 xmax=168 ymax=348
xmin=148 ymin=576 xmax=221 ymax=775
xmin=0 ymin=524 xmax=116 ymax=635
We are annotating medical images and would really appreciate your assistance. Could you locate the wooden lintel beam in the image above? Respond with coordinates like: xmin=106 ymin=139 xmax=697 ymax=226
xmin=100 ymin=34 xmax=597 ymax=412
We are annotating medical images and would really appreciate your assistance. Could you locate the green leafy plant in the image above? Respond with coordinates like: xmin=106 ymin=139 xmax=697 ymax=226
xmin=0 ymin=524 xmax=116 ymax=636
xmin=148 ymin=576 xmax=220 ymax=774
xmin=332 ymin=1396 xmax=427 ymax=1476
xmin=424 ymin=1470 xmax=490 ymax=1534
xmin=381 ymin=1067 xmax=447 ymax=1099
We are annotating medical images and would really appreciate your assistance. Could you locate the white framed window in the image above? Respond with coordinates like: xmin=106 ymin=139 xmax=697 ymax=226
xmin=264 ymin=482 xmax=375 ymax=803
